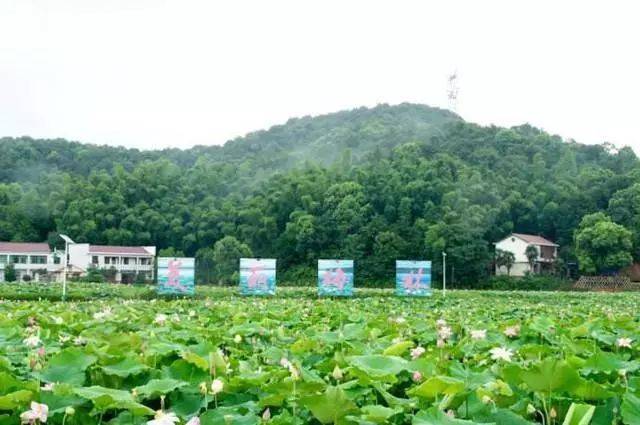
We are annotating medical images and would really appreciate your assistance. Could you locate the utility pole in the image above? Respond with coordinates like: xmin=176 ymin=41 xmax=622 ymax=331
xmin=59 ymin=234 xmax=75 ymax=301
xmin=442 ymin=252 xmax=447 ymax=297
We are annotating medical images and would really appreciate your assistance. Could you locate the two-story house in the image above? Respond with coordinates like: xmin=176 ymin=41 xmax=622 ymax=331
xmin=0 ymin=242 xmax=62 ymax=282
xmin=68 ymin=244 xmax=156 ymax=283
xmin=495 ymin=233 xmax=558 ymax=276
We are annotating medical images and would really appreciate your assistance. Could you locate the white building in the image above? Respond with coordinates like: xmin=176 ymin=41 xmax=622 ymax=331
xmin=0 ymin=242 xmax=62 ymax=282
xmin=495 ymin=233 xmax=558 ymax=276
xmin=68 ymin=244 xmax=156 ymax=283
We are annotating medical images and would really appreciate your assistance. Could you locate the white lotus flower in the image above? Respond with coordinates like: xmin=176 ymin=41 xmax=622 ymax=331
xmin=41 ymin=382 xmax=55 ymax=391
xmin=471 ymin=329 xmax=487 ymax=340
xmin=279 ymin=358 xmax=291 ymax=368
xmin=186 ymin=417 xmax=200 ymax=425
xmin=436 ymin=319 xmax=447 ymax=327
xmin=154 ymin=313 xmax=168 ymax=325
xmin=438 ymin=326 xmax=452 ymax=340
xmin=617 ymin=337 xmax=633 ymax=348
xmin=147 ymin=410 xmax=180 ymax=425
xmin=23 ymin=335 xmax=42 ymax=347
xmin=52 ymin=316 xmax=64 ymax=325
xmin=20 ymin=402 xmax=48 ymax=424
xmin=210 ymin=378 xmax=224 ymax=395
xmin=489 ymin=347 xmax=514 ymax=362
xmin=234 ymin=334 xmax=242 ymax=344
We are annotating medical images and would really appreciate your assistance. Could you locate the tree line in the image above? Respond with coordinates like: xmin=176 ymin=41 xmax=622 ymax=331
xmin=1 ymin=104 xmax=638 ymax=285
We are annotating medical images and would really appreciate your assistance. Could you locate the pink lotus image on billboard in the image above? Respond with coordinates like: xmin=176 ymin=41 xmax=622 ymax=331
xmin=318 ymin=259 xmax=353 ymax=296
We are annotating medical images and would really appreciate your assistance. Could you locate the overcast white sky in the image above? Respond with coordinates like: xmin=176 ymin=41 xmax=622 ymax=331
xmin=1 ymin=0 xmax=639 ymax=153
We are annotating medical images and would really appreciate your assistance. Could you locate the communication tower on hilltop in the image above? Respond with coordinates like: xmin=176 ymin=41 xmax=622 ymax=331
xmin=447 ymin=72 xmax=459 ymax=113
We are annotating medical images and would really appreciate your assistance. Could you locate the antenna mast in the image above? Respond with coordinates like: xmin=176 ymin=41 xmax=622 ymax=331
xmin=447 ymin=71 xmax=459 ymax=113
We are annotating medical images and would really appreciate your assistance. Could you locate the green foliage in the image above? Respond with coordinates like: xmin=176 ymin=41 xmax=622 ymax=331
xmin=495 ymin=249 xmax=516 ymax=275
xmin=525 ymin=245 xmax=539 ymax=272
xmin=211 ymin=236 xmax=252 ymax=285
xmin=574 ymin=213 xmax=634 ymax=274
xmin=0 ymin=104 xmax=639 ymax=285
xmin=479 ymin=275 xmax=571 ymax=291
xmin=2 ymin=285 xmax=639 ymax=423
xmin=85 ymin=266 xmax=105 ymax=283
xmin=3 ymin=263 xmax=16 ymax=282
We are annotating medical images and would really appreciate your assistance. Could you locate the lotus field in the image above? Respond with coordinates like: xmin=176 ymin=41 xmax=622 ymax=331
xmin=1 ymin=285 xmax=640 ymax=424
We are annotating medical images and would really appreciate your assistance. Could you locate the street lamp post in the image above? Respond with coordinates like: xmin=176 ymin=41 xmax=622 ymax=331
xmin=442 ymin=251 xmax=447 ymax=297
xmin=59 ymin=234 xmax=75 ymax=301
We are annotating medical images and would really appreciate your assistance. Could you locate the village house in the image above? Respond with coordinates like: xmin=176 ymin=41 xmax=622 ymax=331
xmin=67 ymin=244 xmax=156 ymax=283
xmin=0 ymin=242 xmax=62 ymax=282
xmin=495 ymin=233 xmax=558 ymax=277
xmin=0 ymin=241 xmax=156 ymax=283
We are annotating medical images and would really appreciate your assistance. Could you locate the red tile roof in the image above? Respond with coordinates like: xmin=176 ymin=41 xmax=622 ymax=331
xmin=88 ymin=245 xmax=153 ymax=255
xmin=512 ymin=233 xmax=558 ymax=247
xmin=0 ymin=242 xmax=51 ymax=254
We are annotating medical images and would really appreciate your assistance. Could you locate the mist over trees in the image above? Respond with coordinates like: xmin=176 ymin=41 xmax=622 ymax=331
xmin=1 ymin=103 xmax=638 ymax=285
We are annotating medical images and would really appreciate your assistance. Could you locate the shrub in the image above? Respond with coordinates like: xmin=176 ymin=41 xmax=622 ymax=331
xmin=478 ymin=275 xmax=572 ymax=291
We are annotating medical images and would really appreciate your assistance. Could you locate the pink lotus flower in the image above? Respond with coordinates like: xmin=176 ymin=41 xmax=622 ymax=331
xmin=412 ymin=371 xmax=422 ymax=382
xmin=186 ymin=417 xmax=200 ymax=425
xmin=20 ymin=402 xmax=48 ymax=424
xmin=504 ymin=325 xmax=520 ymax=338
xmin=410 ymin=346 xmax=426 ymax=360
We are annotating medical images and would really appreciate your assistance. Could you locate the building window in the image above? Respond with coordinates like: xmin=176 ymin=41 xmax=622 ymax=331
xmin=53 ymin=255 xmax=61 ymax=265
xmin=92 ymin=256 xmax=99 ymax=264
xmin=105 ymin=257 xmax=110 ymax=265
xmin=123 ymin=257 xmax=130 ymax=265
xmin=0 ymin=255 xmax=6 ymax=264
xmin=139 ymin=258 xmax=151 ymax=265
xmin=30 ymin=256 xmax=47 ymax=264
xmin=10 ymin=255 xmax=28 ymax=264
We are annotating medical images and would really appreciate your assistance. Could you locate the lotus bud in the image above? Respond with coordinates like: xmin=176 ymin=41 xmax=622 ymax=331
xmin=65 ymin=407 xmax=75 ymax=416
xmin=234 ymin=334 xmax=242 ymax=344
xmin=332 ymin=365 xmax=343 ymax=381
xmin=262 ymin=408 xmax=271 ymax=422
xmin=550 ymin=407 xmax=557 ymax=419
xmin=526 ymin=404 xmax=536 ymax=415
xmin=481 ymin=395 xmax=492 ymax=404
xmin=199 ymin=382 xmax=208 ymax=394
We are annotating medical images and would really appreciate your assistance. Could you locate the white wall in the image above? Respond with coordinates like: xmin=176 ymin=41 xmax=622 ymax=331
xmin=495 ymin=236 xmax=531 ymax=263
xmin=68 ymin=243 xmax=91 ymax=272
xmin=495 ymin=236 xmax=539 ymax=277
xmin=496 ymin=262 xmax=531 ymax=277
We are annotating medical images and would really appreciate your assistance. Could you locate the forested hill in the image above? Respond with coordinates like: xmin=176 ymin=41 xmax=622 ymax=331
xmin=1 ymin=103 xmax=639 ymax=285
xmin=0 ymin=103 xmax=459 ymax=183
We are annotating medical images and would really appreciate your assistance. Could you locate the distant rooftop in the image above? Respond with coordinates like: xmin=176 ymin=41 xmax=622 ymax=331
xmin=511 ymin=233 xmax=558 ymax=247
xmin=0 ymin=242 xmax=51 ymax=254
xmin=88 ymin=245 xmax=154 ymax=255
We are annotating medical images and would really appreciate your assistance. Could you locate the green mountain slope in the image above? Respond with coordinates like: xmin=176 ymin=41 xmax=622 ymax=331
xmin=0 ymin=103 xmax=638 ymax=285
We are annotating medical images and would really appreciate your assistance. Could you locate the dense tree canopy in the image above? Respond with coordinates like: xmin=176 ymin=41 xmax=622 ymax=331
xmin=574 ymin=213 xmax=634 ymax=275
xmin=1 ymin=103 xmax=638 ymax=285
